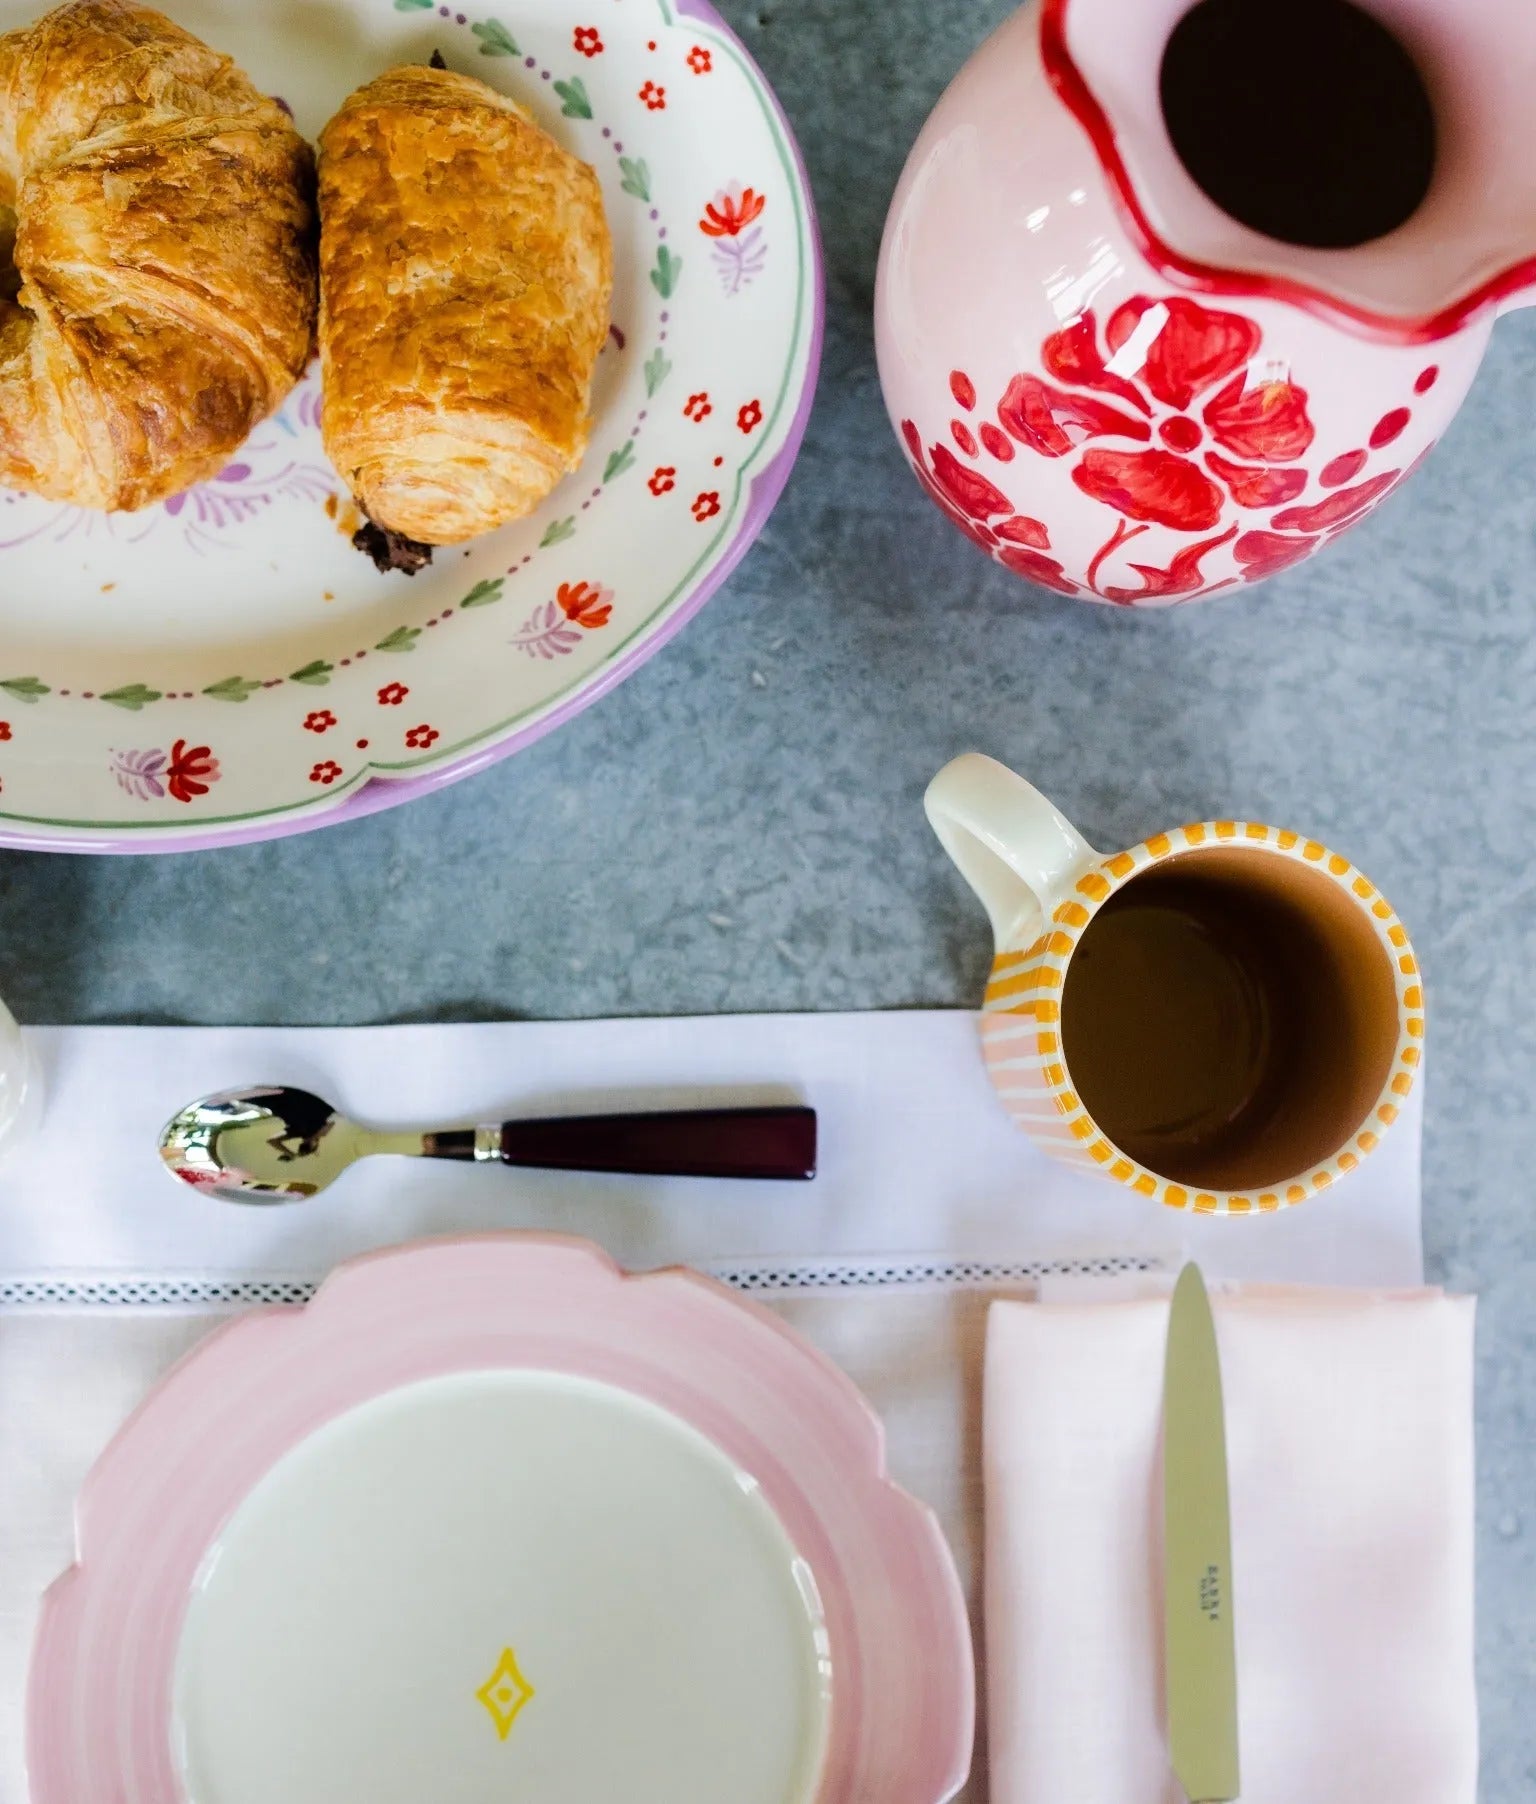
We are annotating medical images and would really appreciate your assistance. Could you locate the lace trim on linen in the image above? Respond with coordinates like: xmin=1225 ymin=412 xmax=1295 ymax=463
xmin=0 ymin=1252 xmax=1163 ymax=1311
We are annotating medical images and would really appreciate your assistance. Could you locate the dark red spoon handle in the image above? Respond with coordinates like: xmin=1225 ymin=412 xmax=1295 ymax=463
xmin=428 ymin=1107 xmax=817 ymax=1180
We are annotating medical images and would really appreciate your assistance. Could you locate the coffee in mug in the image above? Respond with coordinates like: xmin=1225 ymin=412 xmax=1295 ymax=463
xmin=925 ymin=754 xmax=1421 ymax=1213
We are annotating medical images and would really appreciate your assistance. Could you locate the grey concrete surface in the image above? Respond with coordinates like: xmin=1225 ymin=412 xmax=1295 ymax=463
xmin=0 ymin=0 xmax=1530 ymax=1789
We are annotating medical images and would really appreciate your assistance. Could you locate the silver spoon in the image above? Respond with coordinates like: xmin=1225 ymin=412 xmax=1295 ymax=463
xmin=159 ymin=1085 xmax=818 ymax=1203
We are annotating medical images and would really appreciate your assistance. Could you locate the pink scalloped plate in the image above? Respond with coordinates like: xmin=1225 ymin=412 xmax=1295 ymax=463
xmin=26 ymin=1236 xmax=973 ymax=1804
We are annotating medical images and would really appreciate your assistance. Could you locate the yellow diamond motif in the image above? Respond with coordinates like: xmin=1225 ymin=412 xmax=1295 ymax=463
xmin=476 ymin=1646 xmax=535 ymax=1742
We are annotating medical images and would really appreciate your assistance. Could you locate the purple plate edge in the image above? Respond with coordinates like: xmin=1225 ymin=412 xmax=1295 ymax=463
xmin=6 ymin=1 xmax=825 ymax=857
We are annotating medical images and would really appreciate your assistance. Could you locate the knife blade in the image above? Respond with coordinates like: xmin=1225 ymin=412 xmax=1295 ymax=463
xmin=1163 ymin=1263 xmax=1241 ymax=1802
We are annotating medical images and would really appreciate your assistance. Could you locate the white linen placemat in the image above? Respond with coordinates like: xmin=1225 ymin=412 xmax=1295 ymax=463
xmin=0 ymin=1013 xmax=1425 ymax=1305
xmin=0 ymin=1013 xmax=1428 ymax=1799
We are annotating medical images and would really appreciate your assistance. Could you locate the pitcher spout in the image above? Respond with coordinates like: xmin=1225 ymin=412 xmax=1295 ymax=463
xmin=1043 ymin=0 xmax=1536 ymax=343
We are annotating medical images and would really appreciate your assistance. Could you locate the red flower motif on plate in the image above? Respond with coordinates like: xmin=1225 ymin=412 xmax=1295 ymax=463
xmin=573 ymin=25 xmax=602 ymax=56
xmin=639 ymin=80 xmax=666 ymax=111
xmin=997 ymin=297 xmax=1316 ymax=531
xmin=303 ymin=709 xmax=336 ymax=734
xmin=376 ymin=682 xmax=408 ymax=706
xmin=0 ymin=722 xmax=10 ymax=741
xmin=691 ymin=491 xmax=722 ymax=523
xmin=309 ymin=760 xmax=343 ymax=786
xmin=557 ymin=580 xmax=614 ymax=628
xmin=687 ymin=44 xmax=712 ymax=74
xmin=405 ymin=724 xmax=440 ymax=750
xmin=648 ymin=466 xmax=676 ymax=495
xmin=737 ymin=398 xmax=763 ymax=434
xmin=683 ymin=392 xmax=712 ymax=422
xmin=700 ymin=187 xmax=765 ymax=238
xmin=166 ymin=740 xmax=219 ymax=804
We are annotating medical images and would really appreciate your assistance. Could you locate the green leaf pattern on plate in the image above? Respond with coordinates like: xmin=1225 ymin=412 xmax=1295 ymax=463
xmin=471 ymin=18 xmax=518 ymax=55
xmin=289 ymin=660 xmax=334 ymax=686
xmin=461 ymin=578 xmax=506 ymax=608
xmin=619 ymin=157 xmax=651 ymax=202
xmin=203 ymin=676 xmax=263 ymax=703
xmin=603 ymin=440 xmax=637 ymax=483
xmin=644 ymin=348 xmax=672 ymax=397
xmin=376 ymin=625 xmax=422 ymax=653
xmin=101 ymin=684 xmax=161 ymax=712
xmin=394 ymin=0 xmax=435 ymax=9
xmin=0 ymin=676 xmax=49 ymax=703
xmin=540 ymin=516 xmax=576 ymax=547
xmin=650 ymin=244 xmax=682 ymax=298
xmin=553 ymin=75 xmax=592 ymax=118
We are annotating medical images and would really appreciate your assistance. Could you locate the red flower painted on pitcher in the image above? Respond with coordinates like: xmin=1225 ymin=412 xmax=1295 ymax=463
xmin=1229 ymin=468 xmax=1407 ymax=581
xmin=166 ymin=741 xmax=219 ymax=804
xmin=687 ymin=44 xmax=713 ymax=74
xmin=1233 ymin=530 xmax=1320 ymax=580
xmin=997 ymin=297 xmax=1316 ymax=531
xmin=1089 ymin=521 xmax=1239 ymax=603
xmin=700 ymin=186 xmax=766 ymax=238
xmin=557 ymin=581 xmax=614 ymax=628
xmin=900 ymin=292 xmax=1432 ymax=600
xmin=1270 ymin=472 xmax=1401 ymax=533
xmin=899 ymin=421 xmax=1077 ymax=594
xmin=573 ymin=25 xmax=603 ymax=56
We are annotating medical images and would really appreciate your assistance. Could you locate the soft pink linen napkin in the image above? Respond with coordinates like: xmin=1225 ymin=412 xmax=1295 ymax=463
xmin=984 ymin=1287 xmax=1477 ymax=1804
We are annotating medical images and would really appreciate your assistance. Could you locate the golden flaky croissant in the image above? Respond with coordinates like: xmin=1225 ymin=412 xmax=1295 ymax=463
xmin=318 ymin=64 xmax=612 ymax=552
xmin=0 ymin=1 xmax=317 ymax=512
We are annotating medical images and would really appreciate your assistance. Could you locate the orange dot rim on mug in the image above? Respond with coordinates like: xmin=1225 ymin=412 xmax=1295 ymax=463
xmin=927 ymin=759 xmax=1422 ymax=1217
xmin=981 ymin=815 xmax=1422 ymax=1212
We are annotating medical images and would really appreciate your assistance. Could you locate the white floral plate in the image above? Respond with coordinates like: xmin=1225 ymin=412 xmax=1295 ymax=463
xmin=0 ymin=0 xmax=821 ymax=849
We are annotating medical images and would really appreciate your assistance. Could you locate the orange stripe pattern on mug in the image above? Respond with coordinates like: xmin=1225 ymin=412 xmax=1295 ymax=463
xmin=981 ymin=821 xmax=1423 ymax=1215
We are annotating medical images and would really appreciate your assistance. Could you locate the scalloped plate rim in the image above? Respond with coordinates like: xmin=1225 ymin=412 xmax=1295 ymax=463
xmin=0 ymin=0 xmax=824 ymax=853
xmin=25 ymin=1232 xmax=976 ymax=1804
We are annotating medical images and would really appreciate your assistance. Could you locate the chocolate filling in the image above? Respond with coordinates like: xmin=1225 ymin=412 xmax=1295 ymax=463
xmin=353 ymin=518 xmax=435 ymax=575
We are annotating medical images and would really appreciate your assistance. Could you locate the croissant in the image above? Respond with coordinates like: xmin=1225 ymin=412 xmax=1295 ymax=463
xmin=318 ymin=65 xmax=612 ymax=550
xmin=0 ymin=0 xmax=316 ymax=512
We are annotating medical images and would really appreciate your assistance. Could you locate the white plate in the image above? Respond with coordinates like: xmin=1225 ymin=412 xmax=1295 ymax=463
xmin=0 ymin=0 xmax=821 ymax=849
xmin=174 ymin=1371 xmax=830 ymax=1804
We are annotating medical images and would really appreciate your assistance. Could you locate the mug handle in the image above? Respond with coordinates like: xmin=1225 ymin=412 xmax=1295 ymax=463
xmin=924 ymin=754 xmax=1099 ymax=945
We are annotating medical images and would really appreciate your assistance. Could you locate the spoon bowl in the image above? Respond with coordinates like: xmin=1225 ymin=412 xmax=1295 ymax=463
xmin=158 ymin=1086 xmax=401 ymax=1204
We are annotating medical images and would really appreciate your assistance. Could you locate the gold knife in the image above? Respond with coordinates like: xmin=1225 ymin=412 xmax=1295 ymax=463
xmin=1163 ymin=1263 xmax=1241 ymax=1802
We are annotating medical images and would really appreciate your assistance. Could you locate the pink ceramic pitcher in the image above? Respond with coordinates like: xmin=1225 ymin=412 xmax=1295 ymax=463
xmin=876 ymin=0 xmax=1535 ymax=603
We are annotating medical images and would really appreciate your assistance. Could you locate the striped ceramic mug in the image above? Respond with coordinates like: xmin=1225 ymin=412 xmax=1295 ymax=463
xmin=925 ymin=755 xmax=1422 ymax=1216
